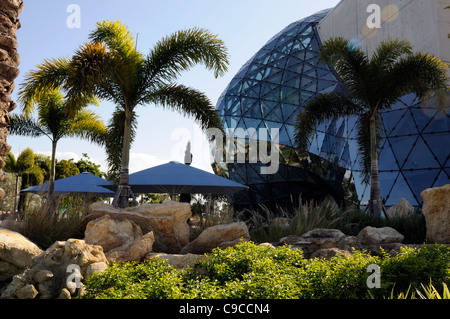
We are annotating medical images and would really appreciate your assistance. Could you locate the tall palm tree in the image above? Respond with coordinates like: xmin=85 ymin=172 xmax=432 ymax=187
xmin=8 ymin=89 xmax=107 ymax=195
xmin=18 ymin=20 xmax=228 ymax=208
xmin=295 ymin=38 xmax=448 ymax=216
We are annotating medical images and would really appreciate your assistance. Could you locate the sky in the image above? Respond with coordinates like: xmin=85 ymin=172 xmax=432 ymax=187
xmin=8 ymin=0 xmax=341 ymax=175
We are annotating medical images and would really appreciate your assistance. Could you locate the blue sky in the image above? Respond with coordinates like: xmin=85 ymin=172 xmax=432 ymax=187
xmin=8 ymin=0 xmax=341 ymax=174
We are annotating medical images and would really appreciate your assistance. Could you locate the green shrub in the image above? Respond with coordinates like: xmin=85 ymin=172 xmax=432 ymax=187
xmin=81 ymin=242 xmax=450 ymax=299
xmin=379 ymin=244 xmax=450 ymax=297
xmin=82 ymin=259 xmax=184 ymax=299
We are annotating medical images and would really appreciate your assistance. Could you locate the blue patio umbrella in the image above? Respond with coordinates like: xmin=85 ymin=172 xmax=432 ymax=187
xmin=100 ymin=161 xmax=248 ymax=197
xmin=22 ymin=172 xmax=115 ymax=198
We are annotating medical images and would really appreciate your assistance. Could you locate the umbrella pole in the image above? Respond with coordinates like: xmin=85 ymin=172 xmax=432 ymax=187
xmin=112 ymin=185 xmax=138 ymax=207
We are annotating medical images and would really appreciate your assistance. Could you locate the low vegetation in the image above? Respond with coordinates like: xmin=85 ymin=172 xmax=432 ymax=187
xmin=82 ymin=241 xmax=450 ymax=299
xmin=247 ymin=200 xmax=426 ymax=244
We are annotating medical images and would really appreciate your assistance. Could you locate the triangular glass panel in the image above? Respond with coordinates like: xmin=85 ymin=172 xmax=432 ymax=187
xmin=264 ymin=104 xmax=283 ymax=123
xmin=390 ymin=110 xmax=417 ymax=137
xmin=242 ymin=100 xmax=262 ymax=119
xmin=224 ymin=100 xmax=241 ymax=116
xmin=281 ymin=104 xmax=299 ymax=122
xmin=277 ymin=125 xmax=292 ymax=146
xmin=378 ymin=143 xmax=399 ymax=172
xmin=264 ymin=71 xmax=284 ymax=84
xmin=260 ymin=100 xmax=278 ymax=118
xmin=387 ymin=135 xmax=417 ymax=167
xmin=432 ymin=170 xmax=450 ymax=188
xmin=381 ymin=109 xmax=405 ymax=137
xmin=410 ymin=107 xmax=432 ymax=132
xmin=281 ymin=86 xmax=298 ymax=104
xmin=422 ymin=111 xmax=450 ymax=134
xmin=421 ymin=132 xmax=449 ymax=166
xmin=403 ymin=137 xmax=440 ymax=170
xmin=403 ymin=169 xmax=440 ymax=204
xmin=383 ymin=172 xmax=418 ymax=207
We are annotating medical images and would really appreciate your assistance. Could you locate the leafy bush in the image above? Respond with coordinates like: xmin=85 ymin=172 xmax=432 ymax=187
xmin=82 ymin=259 xmax=184 ymax=299
xmin=82 ymin=242 xmax=450 ymax=299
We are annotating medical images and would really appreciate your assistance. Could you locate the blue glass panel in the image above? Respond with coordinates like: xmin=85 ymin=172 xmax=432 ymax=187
xmin=403 ymin=137 xmax=440 ymax=170
xmin=433 ymin=170 xmax=450 ymax=189
xmin=381 ymin=109 xmax=404 ymax=136
xmin=379 ymin=144 xmax=399 ymax=171
xmin=388 ymin=136 xmax=417 ymax=167
xmin=389 ymin=110 xmax=416 ymax=137
xmin=383 ymin=172 xmax=417 ymax=207
xmin=403 ymin=169 xmax=440 ymax=204
xmin=423 ymin=112 xmax=450 ymax=133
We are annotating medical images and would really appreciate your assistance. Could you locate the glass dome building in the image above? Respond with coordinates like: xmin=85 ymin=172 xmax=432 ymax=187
xmin=212 ymin=8 xmax=450 ymax=211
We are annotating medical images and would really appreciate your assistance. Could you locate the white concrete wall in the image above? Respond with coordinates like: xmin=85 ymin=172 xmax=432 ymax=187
xmin=318 ymin=0 xmax=450 ymax=67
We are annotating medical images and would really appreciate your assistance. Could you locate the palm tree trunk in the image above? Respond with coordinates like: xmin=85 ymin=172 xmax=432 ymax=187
xmin=369 ymin=115 xmax=382 ymax=216
xmin=115 ymin=106 xmax=133 ymax=208
xmin=13 ymin=174 xmax=19 ymax=213
xmin=49 ymin=139 xmax=57 ymax=195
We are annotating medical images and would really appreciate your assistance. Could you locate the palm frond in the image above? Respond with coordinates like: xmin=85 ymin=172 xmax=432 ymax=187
xmin=8 ymin=114 xmax=46 ymax=138
xmin=382 ymin=52 xmax=448 ymax=106
xmin=18 ymin=57 xmax=71 ymax=117
xmin=370 ymin=38 xmax=412 ymax=72
xmin=89 ymin=20 xmax=141 ymax=62
xmin=294 ymin=92 xmax=363 ymax=150
xmin=145 ymin=27 xmax=228 ymax=86
xmin=145 ymin=83 xmax=224 ymax=133
xmin=318 ymin=37 xmax=369 ymax=100
xmin=65 ymin=109 xmax=108 ymax=145
xmin=64 ymin=42 xmax=117 ymax=113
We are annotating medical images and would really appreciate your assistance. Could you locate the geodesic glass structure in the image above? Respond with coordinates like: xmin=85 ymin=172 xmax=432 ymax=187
xmin=213 ymin=8 xmax=450 ymax=210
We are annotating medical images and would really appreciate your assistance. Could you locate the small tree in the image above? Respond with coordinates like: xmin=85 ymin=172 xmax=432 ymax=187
xmin=8 ymin=89 xmax=107 ymax=195
xmin=3 ymin=149 xmax=43 ymax=213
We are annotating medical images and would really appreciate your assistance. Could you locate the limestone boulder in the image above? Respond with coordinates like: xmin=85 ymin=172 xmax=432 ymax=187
xmin=386 ymin=198 xmax=414 ymax=219
xmin=0 ymin=228 xmax=42 ymax=281
xmin=106 ymin=231 xmax=155 ymax=262
xmin=87 ymin=201 xmax=191 ymax=253
xmin=84 ymin=214 xmax=143 ymax=252
xmin=357 ymin=226 xmax=404 ymax=245
xmin=180 ymin=222 xmax=250 ymax=254
xmin=279 ymin=228 xmax=358 ymax=258
xmin=421 ymin=184 xmax=450 ymax=244
xmin=1 ymin=239 xmax=108 ymax=299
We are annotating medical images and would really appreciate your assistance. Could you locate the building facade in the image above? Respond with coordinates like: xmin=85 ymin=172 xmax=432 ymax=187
xmin=213 ymin=1 xmax=450 ymax=210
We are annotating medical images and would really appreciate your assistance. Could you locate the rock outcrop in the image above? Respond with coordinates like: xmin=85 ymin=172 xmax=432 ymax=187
xmin=421 ymin=184 xmax=450 ymax=244
xmin=0 ymin=228 xmax=42 ymax=281
xmin=1 ymin=239 xmax=108 ymax=299
xmin=277 ymin=227 xmax=408 ymax=258
xmin=87 ymin=201 xmax=191 ymax=253
xmin=386 ymin=198 xmax=414 ymax=219
xmin=357 ymin=226 xmax=404 ymax=245
xmin=181 ymin=222 xmax=250 ymax=254
xmin=84 ymin=214 xmax=155 ymax=262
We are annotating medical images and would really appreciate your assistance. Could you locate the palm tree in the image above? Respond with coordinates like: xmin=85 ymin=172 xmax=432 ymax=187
xmin=295 ymin=38 xmax=448 ymax=216
xmin=8 ymin=89 xmax=107 ymax=195
xmin=3 ymin=148 xmax=44 ymax=213
xmin=18 ymin=20 xmax=228 ymax=208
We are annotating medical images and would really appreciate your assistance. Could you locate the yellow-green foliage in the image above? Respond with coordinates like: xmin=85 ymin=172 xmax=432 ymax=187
xmin=82 ymin=242 xmax=450 ymax=299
